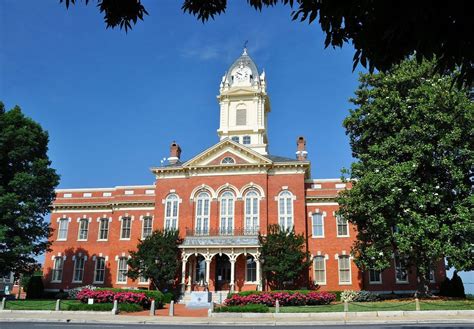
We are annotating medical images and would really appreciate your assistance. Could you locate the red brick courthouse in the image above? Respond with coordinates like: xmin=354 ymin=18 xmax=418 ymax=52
xmin=43 ymin=48 xmax=445 ymax=296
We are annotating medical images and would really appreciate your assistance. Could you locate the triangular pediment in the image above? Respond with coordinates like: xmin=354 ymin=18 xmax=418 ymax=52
xmin=182 ymin=139 xmax=272 ymax=168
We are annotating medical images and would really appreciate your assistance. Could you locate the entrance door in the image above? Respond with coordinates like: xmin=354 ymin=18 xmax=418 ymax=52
xmin=215 ymin=254 xmax=231 ymax=291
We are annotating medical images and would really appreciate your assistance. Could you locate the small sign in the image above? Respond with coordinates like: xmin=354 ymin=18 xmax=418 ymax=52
xmin=218 ymin=275 xmax=222 ymax=280
xmin=88 ymin=298 xmax=94 ymax=305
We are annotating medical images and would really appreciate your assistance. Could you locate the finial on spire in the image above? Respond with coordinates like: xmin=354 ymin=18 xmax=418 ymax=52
xmin=243 ymin=40 xmax=248 ymax=55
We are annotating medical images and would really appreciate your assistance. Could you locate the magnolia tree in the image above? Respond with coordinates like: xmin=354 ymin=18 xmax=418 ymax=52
xmin=338 ymin=58 xmax=473 ymax=295
xmin=127 ymin=229 xmax=182 ymax=290
xmin=259 ymin=224 xmax=311 ymax=289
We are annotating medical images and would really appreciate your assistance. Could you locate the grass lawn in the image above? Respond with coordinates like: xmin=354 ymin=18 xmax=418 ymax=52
xmin=270 ymin=299 xmax=474 ymax=313
xmin=4 ymin=299 xmax=81 ymax=310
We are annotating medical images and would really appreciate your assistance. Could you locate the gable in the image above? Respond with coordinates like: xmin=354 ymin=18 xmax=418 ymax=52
xmin=182 ymin=139 xmax=272 ymax=168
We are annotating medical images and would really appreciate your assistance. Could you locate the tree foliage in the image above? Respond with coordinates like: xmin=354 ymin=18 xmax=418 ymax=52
xmin=337 ymin=58 xmax=473 ymax=294
xmin=60 ymin=0 xmax=473 ymax=86
xmin=0 ymin=103 xmax=60 ymax=276
xmin=259 ymin=224 xmax=310 ymax=289
xmin=127 ymin=229 xmax=183 ymax=290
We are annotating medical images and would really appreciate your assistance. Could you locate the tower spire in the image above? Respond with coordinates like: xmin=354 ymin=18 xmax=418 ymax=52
xmin=243 ymin=40 xmax=248 ymax=55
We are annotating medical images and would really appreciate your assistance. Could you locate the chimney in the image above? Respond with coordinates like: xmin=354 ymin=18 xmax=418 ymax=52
xmin=296 ymin=136 xmax=308 ymax=161
xmin=168 ymin=141 xmax=181 ymax=165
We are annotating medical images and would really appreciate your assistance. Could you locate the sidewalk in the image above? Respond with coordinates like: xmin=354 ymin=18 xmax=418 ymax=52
xmin=1 ymin=309 xmax=474 ymax=325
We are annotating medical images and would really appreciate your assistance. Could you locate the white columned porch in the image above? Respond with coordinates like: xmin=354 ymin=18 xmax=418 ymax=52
xmin=186 ymin=258 xmax=193 ymax=292
xmin=256 ymin=257 xmax=262 ymax=291
xmin=180 ymin=258 xmax=187 ymax=294
xmin=205 ymin=259 xmax=211 ymax=288
xmin=229 ymin=259 xmax=236 ymax=292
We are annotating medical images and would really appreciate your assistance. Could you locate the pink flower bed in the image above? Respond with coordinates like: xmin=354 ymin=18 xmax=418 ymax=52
xmin=225 ymin=291 xmax=336 ymax=307
xmin=77 ymin=289 xmax=150 ymax=307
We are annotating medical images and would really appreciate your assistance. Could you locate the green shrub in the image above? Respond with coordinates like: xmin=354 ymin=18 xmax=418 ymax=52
xmin=26 ymin=276 xmax=44 ymax=299
xmin=65 ymin=302 xmax=142 ymax=312
xmin=215 ymin=304 xmax=269 ymax=313
xmin=96 ymin=288 xmax=164 ymax=308
xmin=353 ymin=291 xmax=380 ymax=302
xmin=163 ymin=292 xmax=174 ymax=303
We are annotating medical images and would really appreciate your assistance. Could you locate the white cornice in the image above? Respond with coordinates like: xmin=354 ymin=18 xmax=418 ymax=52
xmin=56 ymin=185 xmax=155 ymax=193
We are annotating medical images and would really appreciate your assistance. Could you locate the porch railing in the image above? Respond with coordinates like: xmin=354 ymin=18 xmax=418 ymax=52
xmin=185 ymin=227 xmax=259 ymax=237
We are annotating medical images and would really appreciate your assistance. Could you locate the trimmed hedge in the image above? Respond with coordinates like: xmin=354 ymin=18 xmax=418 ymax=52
xmin=215 ymin=304 xmax=269 ymax=313
xmin=65 ymin=302 xmax=143 ymax=312
xmin=225 ymin=291 xmax=336 ymax=307
xmin=96 ymin=288 xmax=164 ymax=308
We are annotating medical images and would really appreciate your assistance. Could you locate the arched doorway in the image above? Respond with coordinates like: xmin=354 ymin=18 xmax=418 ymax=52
xmin=215 ymin=254 xmax=231 ymax=290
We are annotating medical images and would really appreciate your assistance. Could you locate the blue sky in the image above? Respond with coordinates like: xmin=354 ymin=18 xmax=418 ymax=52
xmin=1 ymin=0 xmax=360 ymax=188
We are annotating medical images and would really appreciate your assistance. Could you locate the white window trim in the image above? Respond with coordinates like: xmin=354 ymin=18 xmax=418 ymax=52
xmin=336 ymin=253 xmax=352 ymax=285
xmin=162 ymin=194 xmax=181 ymax=231
xmin=116 ymin=254 xmax=129 ymax=284
xmin=245 ymin=255 xmax=257 ymax=283
xmin=219 ymin=191 xmax=235 ymax=235
xmin=369 ymin=269 xmax=383 ymax=285
xmin=195 ymin=191 xmax=211 ymax=235
xmin=313 ymin=254 xmax=328 ymax=285
xmin=310 ymin=210 xmax=326 ymax=238
xmin=394 ymin=257 xmax=409 ymax=284
xmin=244 ymin=190 xmax=260 ymax=234
xmin=335 ymin=213 xmax=350 ymax=238
xmin=56 ymin=217 xmax=71 ymax=241
xmin=276 ymin=190 xmax=295 ymax=231
xmin=92 ymin=256 xmax=107 ymax=284
xmin=51 ymin=255 xmax=66 ymax=283
xmin=72 ymin=255 xmax=87 ymax=283
xmin=96 ymin=217 xmax=112 ymax=241
xmin=140 ymin=214 xmax=154 ymax=239
xmin=119 ymin=215 xmax=134 ymax=240
xmin=76 ymin=217 xmax=92 ymax=241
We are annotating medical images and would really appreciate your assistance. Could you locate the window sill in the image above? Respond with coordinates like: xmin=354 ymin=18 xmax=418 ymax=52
xmin=244 ymin=281 xmax=258 ymax=284
xmin=311 ymin=236 xmax=325 ymax=239
xmin=336 ymin=235 xmax=350 ymax=238
xmin=119 ymin=238 xmax=131 ymax=241
xmin=97 ymin=239 xmax=108 ymax=242
xmin=56 ymin=239 xmax=68 ymax=241
xmin=369 ymin=281 xmax=383 ymax=285
xmin=338 ymin=282 xmax=352 ymax=285
xmin=116 ymin=282 xmax=127 ymax=284
xmin=93 ymin=281 xmax=104 ymax=284
xmin=395 ymin=281 xmax=409 ymax=284
xmin=72 ymin=280 xmax=83 ymax=284
xmin=77 ymin=239 xmax=88 ymax=242
xmin=314 ymin=282 xmax=327 ymax=285
xmin=51 ymin=280 xmax=62 ymax=283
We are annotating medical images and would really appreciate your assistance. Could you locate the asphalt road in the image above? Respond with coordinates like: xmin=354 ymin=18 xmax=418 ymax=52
xmin=1 ymin=323 xmax=473 ymax=329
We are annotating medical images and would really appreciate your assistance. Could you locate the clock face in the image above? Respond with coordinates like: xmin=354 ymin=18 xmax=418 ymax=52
xmin=233 ymin=66 xmax=251 ymax=83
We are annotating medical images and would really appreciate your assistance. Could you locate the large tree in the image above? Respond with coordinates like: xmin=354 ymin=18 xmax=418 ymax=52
xmin=127 ymin=229 xmax=182 ymax=290
xmin=60 ymin=0 xmax=473 ymax=86
xmin=259 ymin=224 xmax=311 ymax=289
xmin=338 ymin=58 xmax=473 ymax=295
xmin=0 ymin=103 xmax=60 ymax=277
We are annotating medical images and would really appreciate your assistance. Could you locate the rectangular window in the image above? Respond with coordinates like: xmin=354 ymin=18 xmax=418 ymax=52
xmin=246 ymin=256 xmax=257 ymax=282
xmin=312 ymin=213 xmax=324 ymax=237
xmin=117 ymin=257 xmax=128 ymax=283
xmin=142 ymin=216 xmax=153 ymax=238
xmin=231 ymin=136 xmax=240 ymax=143
xmin=336 ymin=215 xmax=349 ymax=237
xmin=52 ymin=257 xmax=64 ymax=282
xmin=120 ymin=217 xmax=132 ymax=239
xmin=369 ymin=269 xmax=382 ymax=283
xmin=243 ymin=136 xmax=251 ymax=145
xmin=338 ymin=255 xmax=351 ymax=284
xmin=429 ymin=267 xmax=436 ymax=283
xmin=94 ymin=257 xmax=106 ymax=283
xmin=98 ymin=218 xmax=109 ymax=240
xmin=73 ymin=257 xmax=85 ymax=282
xmin=78 ymin=219 xmax=89 ymax=240
xmin=58 ymin=218 xmax=69 ymax=240
xmin=313 ymin=256 xmax=326 ymax=284
xmin=395 ymin=256 xmax=409 ymax=283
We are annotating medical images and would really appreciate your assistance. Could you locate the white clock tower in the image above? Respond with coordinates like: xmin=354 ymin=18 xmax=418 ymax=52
xmin=217 ymin=48 xmax=270 ymax=155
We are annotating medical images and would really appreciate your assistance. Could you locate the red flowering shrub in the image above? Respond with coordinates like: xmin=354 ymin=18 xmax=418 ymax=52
xmin=224 ymin=291 xmax=335 ymax=307
xmin=77 ymin=289 xmax=151 ymax=308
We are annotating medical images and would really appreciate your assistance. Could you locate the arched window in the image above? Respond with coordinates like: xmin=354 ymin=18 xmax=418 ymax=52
xmin=221 ymin=157 xmax=235 ymax=164
xmin=219 ymin=191 xmax=234 ymax=235
xmin=195 ymin=192 xmax=210 ymax=235
xmin=278 ymin=191 xmax=294 ymax=230
xmin=244 ymin=190 xmax=259 ymax=235
xmin=236 ymin=105 xmax=246 ymax=125
xmin=165 ymin=194 xmax=179 ymax=230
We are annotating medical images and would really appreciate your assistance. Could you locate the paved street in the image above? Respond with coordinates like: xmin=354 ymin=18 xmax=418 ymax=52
xmin=1 ymin=322 xmax=474 ymax=329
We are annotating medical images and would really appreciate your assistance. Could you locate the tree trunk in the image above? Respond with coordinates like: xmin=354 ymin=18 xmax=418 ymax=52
xmin=415 ymin=270 xmax=431 ymax=298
